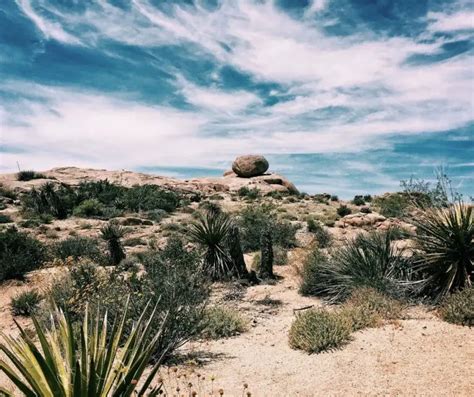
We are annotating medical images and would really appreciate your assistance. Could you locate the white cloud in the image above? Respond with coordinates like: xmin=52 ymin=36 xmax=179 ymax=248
xmin=428 ymin=10 xmax=474 ymax=32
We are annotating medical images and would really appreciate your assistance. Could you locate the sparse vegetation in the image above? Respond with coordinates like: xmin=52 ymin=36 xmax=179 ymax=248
xmin=52 ymin=236 xmax=104 ymax=263
xmin=0 ymin=227 xmax=46 ymax=281
xmin=373 ymin=193 xmax=410 ymax=218
xmin=336 ymin=204 xmax=351 ymax=217
xmin=10 ymin=290 xmax=42 ymax=316
xmin=307 ymin=219 xmax=332 ymax=248
xmin=72 ymin=198 xmax=105 ymax=218
xmin=352 ymin=195 xmax=365 ymax=206
xmin=0 ymin=214 xmax=12 ymax=223
xmin=238 ymin=186 xmax=260 ymax=200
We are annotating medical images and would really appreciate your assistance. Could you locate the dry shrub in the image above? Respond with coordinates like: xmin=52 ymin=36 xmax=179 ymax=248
xmin=438 ymin=288 xmax=474 ymax=326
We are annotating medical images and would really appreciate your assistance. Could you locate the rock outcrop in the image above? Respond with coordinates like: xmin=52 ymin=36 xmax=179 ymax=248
xmin=232 ymin=155 xmax=269 ymax=178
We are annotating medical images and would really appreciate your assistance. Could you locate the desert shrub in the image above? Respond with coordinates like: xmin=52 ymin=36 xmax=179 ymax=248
xmin=198 ymin=200 xmax=222 ymax=214
xmin=123 ymin=184 xmax=180 ymax=213
xmin=341 ymin=288 xmax=404 ymax=331
xmin=438 ymin=288 xmax=474 ymax=326
xmin=52 ymin=236 xmax=104 ymax=263
xmin=189 ymin=210 xmax=233 ymax=280
xmin=360 ymin=206 xmax=372 ymax=214
xmin=238 ymin=186 xmax=260 ymax=200
xmin=0 ymin=213 xmax=12 ymax=223
xmin=0 ymin=227 xmax=46 ymax=281
xmin=123 ymin=237 xmax=146 ymax=247
xmin=330 ymin=195 xmax=339 ymax=201
xmin=258 ymin=226 xmax=274 ymax=279
xmin=238 ymin=205 xmax=298 ymax=252
xmin=10 ymin=290 xmax=42 ymax=316
xmin=100 ymin=223 xmax=126 ymax=265
xmin=307 ymin=219 xmax=332 ymax=248
xmin=72 ymin=198 xmax=105 ymax=218
xmin=0 ymin=185 xmax=17 ymax=200
xmin=352 ymin=195 xmax=365 ymax=206
xmin=76 ymin=179 xmax=125 ymax=206
xmin=299 ymin=232 xmax=412 ymax=302
xmin=201 ymin=306 xmax=248 ymax=339
xmin=373 ymin=193 xmax=411 ymax=218
xmin=144 ymin=208 xmax=168 ymax=223
xmin=274 ymin=245 xmax=289 ymax=266
xmin=412 ymin=203 xmax=473 ymax=301
xmin=16 ymin=170 xmax=46 ymax=181
xmin=22 ymin=182 xmax=76 ymax=219
xmin=289 ymin=309 xmax=352 ymax=353
xmin=336 ymin=205 xmax=351 ymax=217
xmin=363 ymin=194 xmax=373 ymax=202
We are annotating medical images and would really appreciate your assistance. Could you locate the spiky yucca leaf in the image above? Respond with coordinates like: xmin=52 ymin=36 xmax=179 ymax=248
xmin=0 ymin=298 xmax=169 ymax=396
xmin=189 ymin=210 xmax=233 ymax=280
xmin=413 ymin=203 xmax=473 ymax=301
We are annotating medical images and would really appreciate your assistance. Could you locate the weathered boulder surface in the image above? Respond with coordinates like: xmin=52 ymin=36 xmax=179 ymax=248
xmin=232 ymin=155 xmax=269 ymax=178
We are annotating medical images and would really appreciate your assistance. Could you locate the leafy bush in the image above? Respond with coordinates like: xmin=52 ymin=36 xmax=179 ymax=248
xmin=22 ymin=182 xmax=76 ymax=219
xmin=189 ymin=210 xmax=233 ymax=280
xmin=341 ymin=288 xmax=403 ymax=331
xmin=336 ymin=205 xmax=351 ymax=217
xmin=373 ymin=193 xmax=411 ymax=218
xmin=16 ymin=170 xmax=46 ymax=181
xmin=10 ymin=290 xmax=42 ymax=316
xmin=0 ymin=300 xmax=169 ymax=396
xmin=123 ymin=184 xmax=180 ymax=213
xmin=438 ymin=288 xmax=473 ymax=326
xmin=307 ymin=219 xmax=332 ymax=248
xmin=412 ymin=203 xmax=473 ymax=301
xmin=238 ymin=186 xmax=260 ymax=200
xmin=0 ymin=227 xmax=46 ymax=281
xmin=289 ymin=309 xmax=352 ymax=353
xmin=299 ymin=232 xmax=411 ymax=302
xmin=100 ymin=223 xmax=126 ymax=265
xmin=201 ymin=306 xmax=248 ymax=339
xmin=352 ymin=195 xmax=365 ymax=206
xmin=52 ymin=236 xmax=104 ymax=263
xmin=76 ymin=179 xmax=125 ymax=206
xmin=238 ymin=205 xmax=298 ymax=252
xmin=72 ymin=198 xmax=105 ymax=218
xmin=0 ymin=213 xmax=12 ymax=223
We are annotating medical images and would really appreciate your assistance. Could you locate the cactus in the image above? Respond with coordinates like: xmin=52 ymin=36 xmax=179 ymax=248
xmin=258 ymin=226 xmax=274 ymax=279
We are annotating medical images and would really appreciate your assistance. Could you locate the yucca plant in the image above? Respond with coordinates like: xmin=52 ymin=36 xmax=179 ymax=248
xmin=0 ymin=298 xmax=169 ymax=396
xmin=189 ymin=210 xmax=233 ymax=280
xmin=100 ymin=223 xmax=126 ymax=265
xmin=412 ymin=203 xmax=473 ymax=301
xmin=300 ymin=230 xmax=412 ymax=302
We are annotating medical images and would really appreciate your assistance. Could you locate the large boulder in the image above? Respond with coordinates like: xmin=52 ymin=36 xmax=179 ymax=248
xmin=232 ymin=155 xmax=269 ymax=178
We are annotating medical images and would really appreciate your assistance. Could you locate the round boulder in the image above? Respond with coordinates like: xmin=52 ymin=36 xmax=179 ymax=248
xmin=232 ymin=155 xmax=269 ymax=178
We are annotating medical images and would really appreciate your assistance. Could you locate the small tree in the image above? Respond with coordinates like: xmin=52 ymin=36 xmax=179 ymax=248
xmin=100 ymin=223 xmax=126 ymax=265
xmin=258 ymin=227 xmax=274 ymax=279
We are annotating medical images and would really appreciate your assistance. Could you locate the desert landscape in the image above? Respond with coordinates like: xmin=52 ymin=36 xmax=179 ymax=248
xmin=0 ymin=156 xmax=472 ymax=396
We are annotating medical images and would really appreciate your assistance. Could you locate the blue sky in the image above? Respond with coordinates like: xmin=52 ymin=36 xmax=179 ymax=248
xmin=0 ymin=0 xmax=473 ymax=197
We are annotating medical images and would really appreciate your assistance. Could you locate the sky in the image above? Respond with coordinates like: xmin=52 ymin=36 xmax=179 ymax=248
xmin=0 ymin=0 xmax=473 ymax=197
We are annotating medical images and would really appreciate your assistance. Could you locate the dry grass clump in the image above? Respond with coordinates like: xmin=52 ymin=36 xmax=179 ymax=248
xmin=438 ymin=288 xmax=474 ymax=326
xmin=289 ymin=308 xmax=352 ymax=353
xmin=201 ymin=306 xmax=248 ymax=339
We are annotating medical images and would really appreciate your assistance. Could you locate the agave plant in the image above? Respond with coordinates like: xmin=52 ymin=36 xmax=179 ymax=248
xmin=0 ymin=299 xmax=168 ymax=396
xmin=189 ymin=210 xmax=233 ymax=280
xmin=100 ymin=223 xmax=126 ymax=265
xmin=412 ymin=203 xmax=473 ymax=301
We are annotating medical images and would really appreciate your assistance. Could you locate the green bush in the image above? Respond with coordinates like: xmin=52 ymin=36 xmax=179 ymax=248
xmin=144 ymin=209 xmax=168 ymax=223
xmin=76 ymin=179 xmax=125 ymax=206
xmin=238 ymin=205 xmax=298 ymax=252
xmin=289 ymin=309 xmax=352 ymax=353
xmin=307 ymin=219 xmax=332 ymax=248
xmin=22 ymin=182 xmax=76 ymax=219
xmin=412 ymin=203 xmax=473 ymax=301
xmin=0 ymin=185 xmax=17 ymax=200
xmin=16 ymin=170 xmax=46 ymax=181
xmin=299 ymin=232 xmax=411 ymax=302
xmin=0 ymin=213 xmax=12 ymax=223
xmin=330 ymin=195 xmax=339 ymax=202
xmin=274 ymin=245 xmax=289 ymax=266
xmin=10 ymin=290 xmax=42 ymax=316
xmin=0 ymin=227 xmax=46 ymax=281
xmin=438 ymin=288 xmax=473 ymax=326
xmin=352 ymin=195 xmax=365 ymax=206
xmin=123 ymin=184 xmax=180 ymax=213
xmin=72 ymin=198 xmax=105 ymax=218
xmin=52 ymin=236 xmax=104 ymax=263
xmin=337 ymin=205 xmax=351 ymax=217
xmin=373 ymin=193 xmax=411 ymax=218
xmin=201 ymin=306 xmax=248 ymax=339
